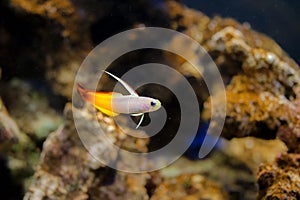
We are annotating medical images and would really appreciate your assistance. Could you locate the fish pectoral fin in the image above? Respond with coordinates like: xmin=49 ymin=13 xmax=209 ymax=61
xmin=135 ymin=114 xmax=144 ymax=129
xmin=131 ymin=113 xmax=144 ymax=116
xmin=130 ymin=113 xmax=144 ymax=129
xmin=96 ymin=106 xmax=119 ymax=117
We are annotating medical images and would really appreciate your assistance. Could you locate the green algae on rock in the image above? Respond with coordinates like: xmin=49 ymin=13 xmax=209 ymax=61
xmin=0 ymin=97 xmax=40 ymax=194
xmin=0 ymin=79 xmax=63 ymax=140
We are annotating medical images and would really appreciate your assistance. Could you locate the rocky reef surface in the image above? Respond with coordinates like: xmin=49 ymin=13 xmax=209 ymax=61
xmin=0 ymin=0 xmax=299 ymax=199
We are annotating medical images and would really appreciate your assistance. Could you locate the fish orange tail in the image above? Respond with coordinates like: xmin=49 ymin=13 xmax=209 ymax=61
xmin=77 ymin=83 xmax=91 ymax=102
xmin=76 ymin=83 xmax=118 ymax=117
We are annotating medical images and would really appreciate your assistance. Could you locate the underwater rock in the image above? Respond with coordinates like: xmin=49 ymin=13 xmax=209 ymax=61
xmin=257 ymin=153 xmax=300 ymax=200
xmin=3 ymin=0 xmax=94 ymax=98
xmin=159 ymin=154 xmax=256 ymax=200
xmin=151 ymin=174 xmax=228 ymax=200
xmin=10 ymin=0 xmax=80 ymax=41
xmin=0 ymin=98 xmax=20 ymax=146
xmin=24 ymin=103 xmax=152 ymax=199
xmin=222 ymin=137 xmax=287 ymax=173
xmin=89 ymin=171 xmax=150 ymax=200
xmin=0 ymin=95 xmax=41 ymax=197
xmin=1 ymin=0 xmax=299 ymax=199
xmin=0 ymin=79 xmax=63 ymax=140
xmin=162 ymin=3 xmax=300 ymax=199
xmin=206 ymin=23 xmax=300 ymax=152
xmin=165 ymin=1 xmax=300 ymax=153
xmin=3 ymin=0 xmax=169 ymax=98
xmin=25 ymin=103 xmax=233 ymax=199
xmin=3 ymin=0 xmax=300 ymax=150
xmin=0 ymin=74 xmax=63 ymax=197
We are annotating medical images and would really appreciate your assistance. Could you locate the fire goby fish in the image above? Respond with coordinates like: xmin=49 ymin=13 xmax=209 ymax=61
xmin=77 ymin=71 xmax=161 ymax=128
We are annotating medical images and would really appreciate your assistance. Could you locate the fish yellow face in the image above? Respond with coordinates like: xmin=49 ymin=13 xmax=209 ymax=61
xmin=149 ymin=99 xmax=161 ymax=112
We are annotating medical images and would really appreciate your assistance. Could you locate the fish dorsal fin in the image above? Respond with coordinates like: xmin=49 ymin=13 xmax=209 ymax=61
xmin=103 ymin=70 xmax=139 ymax=97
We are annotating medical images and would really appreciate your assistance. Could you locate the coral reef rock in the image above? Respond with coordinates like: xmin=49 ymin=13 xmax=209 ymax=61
xmin=167 ymin=1 xmax=300 ymax=153
xmin=1 ymin=0 xmax=299 ymax=199
xmin=24 ymin=103 xmax=152 ymax=199
xmin=151 ymin=174 xmax=228 ymax=200
xmin=257 ymin=153 xmax=300 ymax=200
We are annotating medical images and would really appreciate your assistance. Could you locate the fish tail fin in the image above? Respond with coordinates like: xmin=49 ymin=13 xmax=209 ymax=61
xmin=77 ymin=83 xmax=85 ymax=95
xmin=77 ymin=83 xmax=93 ymax=103
xmin=77 ymin=83 xmax=119 ymax=117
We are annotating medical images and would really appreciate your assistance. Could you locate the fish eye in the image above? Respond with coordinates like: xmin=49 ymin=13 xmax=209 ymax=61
xmin=150 ymin=101 xmax=156 ymax=107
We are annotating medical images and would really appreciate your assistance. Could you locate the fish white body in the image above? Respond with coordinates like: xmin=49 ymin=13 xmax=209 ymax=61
xmin=111 ymin=95 xmax=161 ymax=114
